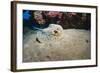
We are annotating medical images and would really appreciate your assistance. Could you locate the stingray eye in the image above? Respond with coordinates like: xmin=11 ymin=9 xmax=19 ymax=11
xmin=54 ymin=30 xmax=58 ymax=34
xmin=57 ymin=28 xmax=59 ymax=30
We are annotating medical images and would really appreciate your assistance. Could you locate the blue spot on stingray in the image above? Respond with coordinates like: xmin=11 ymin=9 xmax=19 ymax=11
xmin=23 ymin=11 xmax=30 ymax=20
xmin=31 ymin=22 xmax=50 ymax=30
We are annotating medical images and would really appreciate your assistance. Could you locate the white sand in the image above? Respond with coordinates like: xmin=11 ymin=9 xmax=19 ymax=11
xmin=23 ymin=24 xmax=91 ymax=62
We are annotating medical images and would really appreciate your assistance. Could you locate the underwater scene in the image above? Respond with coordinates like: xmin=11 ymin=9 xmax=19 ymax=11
xmin=23 ymin=10 xmax=91 ymax=62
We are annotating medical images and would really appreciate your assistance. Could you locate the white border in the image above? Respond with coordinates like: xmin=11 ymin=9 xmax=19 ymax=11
xmin=16 ymin=3 xmax=96 ymax=69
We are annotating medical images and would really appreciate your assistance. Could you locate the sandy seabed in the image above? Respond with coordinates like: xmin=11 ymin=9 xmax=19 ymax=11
xmin=23 ymin=29 xmax=91 ymax=62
